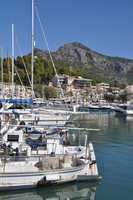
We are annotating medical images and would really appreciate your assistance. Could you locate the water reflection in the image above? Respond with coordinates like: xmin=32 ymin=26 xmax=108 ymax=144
xmin=73 ymin=112 xmax=115 ymax=129
xmin=73 ymin=112 xmax=133 ymax=132
xmin=0 ymin=182 xmax=98 ymax=200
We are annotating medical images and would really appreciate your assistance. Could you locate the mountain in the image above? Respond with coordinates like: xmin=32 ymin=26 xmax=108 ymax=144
xmin=35 ymin=42 xmax=133 ymax=85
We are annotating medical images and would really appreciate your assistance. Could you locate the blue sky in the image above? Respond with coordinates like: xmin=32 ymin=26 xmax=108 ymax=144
xmin=0 ymin=0 xmax=133 ymax=58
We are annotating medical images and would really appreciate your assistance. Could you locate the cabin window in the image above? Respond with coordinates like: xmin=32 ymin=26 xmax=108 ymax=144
xmin=7 ymin=135 xmax=19 ymax=142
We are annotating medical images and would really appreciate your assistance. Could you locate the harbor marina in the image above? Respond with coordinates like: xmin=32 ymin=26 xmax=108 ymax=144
xmin=0 ymin=106 xmax=101 ymax=190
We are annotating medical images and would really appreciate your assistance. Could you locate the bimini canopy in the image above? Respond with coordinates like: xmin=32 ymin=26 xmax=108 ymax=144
xmin=0 ymin=98 xmax=33 ymax=105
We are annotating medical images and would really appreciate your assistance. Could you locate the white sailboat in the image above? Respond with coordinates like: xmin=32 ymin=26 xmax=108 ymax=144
xmin=0 ymin=140 xmax=100 ymax=190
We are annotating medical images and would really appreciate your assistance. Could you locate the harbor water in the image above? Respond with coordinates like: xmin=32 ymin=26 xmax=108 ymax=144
xmin=0 ymin=112 xmax=133 ymax=200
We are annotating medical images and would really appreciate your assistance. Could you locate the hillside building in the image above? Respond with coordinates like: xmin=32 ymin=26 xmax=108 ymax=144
xmin=0 ymin=82 xmax=32 ymax=99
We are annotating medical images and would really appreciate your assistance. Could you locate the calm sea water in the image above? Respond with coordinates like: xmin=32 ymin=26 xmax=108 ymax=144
xmin=0 ymin=112 xmax=133 ymax=200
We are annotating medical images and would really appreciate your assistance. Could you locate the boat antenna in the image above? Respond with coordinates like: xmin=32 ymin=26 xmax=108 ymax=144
xmin=85 ymin=134 xmax=88 ymax=160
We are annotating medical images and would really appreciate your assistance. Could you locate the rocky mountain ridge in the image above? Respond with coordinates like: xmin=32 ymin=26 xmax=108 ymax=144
xmin=34 ymin=42 xmax=133 ymax=84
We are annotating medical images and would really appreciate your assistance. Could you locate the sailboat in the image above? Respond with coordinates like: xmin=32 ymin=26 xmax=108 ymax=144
xmin=0 ymin=137 xmax=100 ymax=190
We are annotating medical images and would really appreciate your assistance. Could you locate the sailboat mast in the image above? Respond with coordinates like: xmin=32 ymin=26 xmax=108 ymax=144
xmin=31 ymin=0 xmax=35 ymax=98
xmin=12 ymin=24 xmax=14 ymax=98
xmin=1 ymin=49 xmax=3 ymax=85
xmin=0 ymin=48 xmax=3 ymax=97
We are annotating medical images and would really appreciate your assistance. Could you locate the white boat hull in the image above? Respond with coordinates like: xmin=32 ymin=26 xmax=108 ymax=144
xmin=0 ymin=163 xmax=99 ymax=191
xmin=0 ymin=153 xmax=100 ymax=191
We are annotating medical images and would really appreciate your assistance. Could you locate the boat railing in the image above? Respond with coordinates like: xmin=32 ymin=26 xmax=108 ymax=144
xmin=0 ymin=153 xmax=80 ymax=164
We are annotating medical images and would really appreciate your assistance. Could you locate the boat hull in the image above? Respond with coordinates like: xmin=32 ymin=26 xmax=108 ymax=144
xmin=0 ymin=163 xmax=99 ymax=191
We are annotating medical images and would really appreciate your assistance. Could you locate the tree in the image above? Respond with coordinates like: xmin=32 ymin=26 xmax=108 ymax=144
xmin=44 ymin=86 xmax=57 ymax=99
xmin=104 ymin=92 xmax=115 ymax=102
xmin=34 ymin=84 xmax=43 ymax=97
xmin=119 ymin=91 xmax=127 ymax=103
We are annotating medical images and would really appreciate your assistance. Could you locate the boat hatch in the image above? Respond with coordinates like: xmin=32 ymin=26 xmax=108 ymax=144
xmin=7 ymin=135 xmax=19 ymax=142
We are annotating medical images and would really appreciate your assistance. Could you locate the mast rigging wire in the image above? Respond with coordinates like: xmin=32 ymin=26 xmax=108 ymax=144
xmin=35 ymin=6 xmax=65 ymax=99
xmin=15 ymin=34 xmax=32 ymax=88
